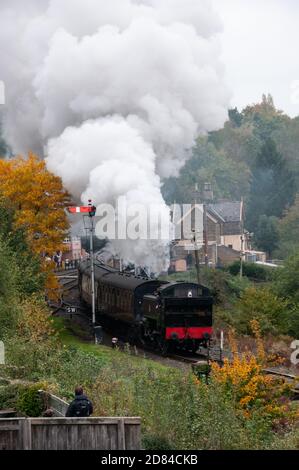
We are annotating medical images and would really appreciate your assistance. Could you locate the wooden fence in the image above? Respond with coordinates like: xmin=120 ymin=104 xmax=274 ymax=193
xmin=0 ymin=417 xmax=141 ymax=450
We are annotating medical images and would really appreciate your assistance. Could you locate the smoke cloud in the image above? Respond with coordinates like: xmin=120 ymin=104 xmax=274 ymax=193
xmin=0 ymin=0 xmax=230 ymax=272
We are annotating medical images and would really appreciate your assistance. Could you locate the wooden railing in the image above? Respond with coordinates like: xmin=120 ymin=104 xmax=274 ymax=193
xmin=39 ymin=390 xmax=69 ymax=417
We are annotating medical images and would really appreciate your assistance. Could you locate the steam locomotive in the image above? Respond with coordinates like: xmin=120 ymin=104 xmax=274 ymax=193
xmin=78 ymin=260 xmax=213 ymax=353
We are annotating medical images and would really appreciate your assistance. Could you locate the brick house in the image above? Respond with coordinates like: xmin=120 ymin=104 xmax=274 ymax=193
xmin=170 ymin=200 xmax=254 ymax=271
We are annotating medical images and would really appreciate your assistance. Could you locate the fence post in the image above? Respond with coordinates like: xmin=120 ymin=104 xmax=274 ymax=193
xmin=20 ymin=419 xmax=32 ymax=450
xmin=117 ymin=418 xmax=126 ymax=450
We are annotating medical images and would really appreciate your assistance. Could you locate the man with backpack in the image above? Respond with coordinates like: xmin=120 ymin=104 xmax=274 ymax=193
xmin=66 ymin=386 xmax=93 ymax=417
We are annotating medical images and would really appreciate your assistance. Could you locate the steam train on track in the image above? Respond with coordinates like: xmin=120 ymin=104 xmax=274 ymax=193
xmin=78 ymin=260 xmax=213 ymax=353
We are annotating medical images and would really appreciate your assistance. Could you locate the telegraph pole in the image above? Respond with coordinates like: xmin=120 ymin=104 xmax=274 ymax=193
xmin=240 ymin=233 xmax=244 ymax=279
xmin=240 ymin=197 xmax=244 ymax=279
xmin=203 ymin=203 xmax=209 ymax=267
xmin=192 ymin=230 xmax=201 ymax=286
xmin=202 ymin=183 xmax=213 ymax=268
xmin=192 ymin=184 xmax=201 ymax=285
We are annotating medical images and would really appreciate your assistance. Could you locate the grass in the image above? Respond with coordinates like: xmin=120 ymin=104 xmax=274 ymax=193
xmin=52 ymin=316 xmax=171 ymax=373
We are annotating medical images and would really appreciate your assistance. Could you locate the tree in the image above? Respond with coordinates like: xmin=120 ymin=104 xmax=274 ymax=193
xmin=231 ymin=287 xmax=289 ymax=335
xmin=275 ymin=252 xmax=299 ymax=304
xmin=246 ymin=139 xmax=295 ymax=231
xmin=273 ymin=252 xmax=299 ymax=336
xmin=254 ymin=215 xmax=279 ymax=257
xmin=277 ymin=194 xmax=299 ymax=258
xmin=162 ymin=138 xmax=250 ymax=204
xmin=0 ymin=237 xmax=20 ymax=335
xmin=0 ymin=153 xmax=70 ymax=256
xmin=228 ymin=107 xmax=243 ymax=128
xmin=0 ymin=200 xmax=45 ymax=294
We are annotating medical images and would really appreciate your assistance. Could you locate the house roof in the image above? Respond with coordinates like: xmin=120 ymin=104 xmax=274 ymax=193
xmin=207 ymin=201 xmax=243 ymax=223
xmin=170 ymin=201 xmax=243 ymax=230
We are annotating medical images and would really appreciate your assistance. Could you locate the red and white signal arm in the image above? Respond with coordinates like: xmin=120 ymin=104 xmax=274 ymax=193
xmin=67 ymin=206 xmax=96 ymax=215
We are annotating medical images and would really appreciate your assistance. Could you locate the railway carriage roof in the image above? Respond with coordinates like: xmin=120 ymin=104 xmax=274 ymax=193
xmin=79 ymin=260 xmax=162 ymax=291
xmin=79 ymin=261 xmax=211 ymax=297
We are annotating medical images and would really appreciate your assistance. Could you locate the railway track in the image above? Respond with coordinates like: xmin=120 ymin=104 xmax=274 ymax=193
xmin=261 ymin=368 xmax=299 ymax=395
xmin=55 ymin=269 xmax=78 ymax=277
xmin=60 ymin=278 xmax=78 ymax=291
xmin=166 ymin=347 xmax=222 ymax=365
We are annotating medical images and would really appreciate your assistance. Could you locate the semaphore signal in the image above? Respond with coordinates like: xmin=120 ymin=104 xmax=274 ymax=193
xmin=67 ymin=203 xmax=96 ymax=216
xmin=66 ymin=200 xmax=97 ymax=342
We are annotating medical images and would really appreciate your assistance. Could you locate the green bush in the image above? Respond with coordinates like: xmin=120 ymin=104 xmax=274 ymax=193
xmin=16 ymin=384 xmax=44 ymax=417
xmin=227 ymin=261 xmax=274 ymax=281
xmin=0 ymin=383 xmax=45 ymax=416
xmin=0 ymin=384 xmax=20 ymax=410
xmin=229 ymin=286 xmax=289 ymax=335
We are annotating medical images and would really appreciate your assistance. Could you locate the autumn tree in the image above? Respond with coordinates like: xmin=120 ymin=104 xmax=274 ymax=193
xmin=0 ymin=153 xmax=70 ymax=256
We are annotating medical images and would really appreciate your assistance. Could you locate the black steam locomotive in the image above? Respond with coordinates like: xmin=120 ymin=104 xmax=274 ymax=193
xmin=78 ymin=260 xmax=213 ymax=353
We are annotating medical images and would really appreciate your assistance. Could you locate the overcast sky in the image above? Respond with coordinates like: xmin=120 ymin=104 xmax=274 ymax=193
xmin=212 ymin=0 xmax=299 ymax=117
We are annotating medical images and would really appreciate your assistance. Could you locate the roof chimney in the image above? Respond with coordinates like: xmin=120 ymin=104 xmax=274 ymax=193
xmin=203 ymin=182 xmax=213 ymax=201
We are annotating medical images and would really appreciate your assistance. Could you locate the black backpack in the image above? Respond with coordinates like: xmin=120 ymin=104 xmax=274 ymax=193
xmin=74 ymin=398 xmax=91 ymax=417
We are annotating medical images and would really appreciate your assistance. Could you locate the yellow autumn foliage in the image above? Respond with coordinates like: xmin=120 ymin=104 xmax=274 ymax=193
xmin=17 ymin=295 xmax=56 ymax=342
xmin=0 ymin=153 xmax=70 ymax=255
xmin=0 ymin=153 xmax=71 ymax=295
xmin=211 ymin=321 xmax=297 ymax=424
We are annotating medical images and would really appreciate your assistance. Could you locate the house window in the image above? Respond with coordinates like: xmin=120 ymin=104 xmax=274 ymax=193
xmin=228 ymin=244 xmax=233 ymax=249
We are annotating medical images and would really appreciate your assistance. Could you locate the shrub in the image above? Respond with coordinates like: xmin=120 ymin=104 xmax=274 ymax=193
xmin=16 ymin=384 xmax=45 ymax=417
xmin=211 ymin=323 xmax=297 ymax=429
xmin=0 ymin=382 xmax=50 ymax=417
xmin=230 ymin=286 xmax=289 ymax=335
xmin=17 ymin=295 xmax=56 ymax=342
xmin=0 ymin=384 xmax=20 ymax=410
xmin=227 ymin=261 xmax=274 ymax=281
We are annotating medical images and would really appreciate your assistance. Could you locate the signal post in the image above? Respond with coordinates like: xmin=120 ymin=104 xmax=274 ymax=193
xmin=67 ymin=200 xmax=97 ymax=343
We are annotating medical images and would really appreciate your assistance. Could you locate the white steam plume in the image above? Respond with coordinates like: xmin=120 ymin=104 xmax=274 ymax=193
xmin=0 ymin=0 xmax=230 ymax=272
